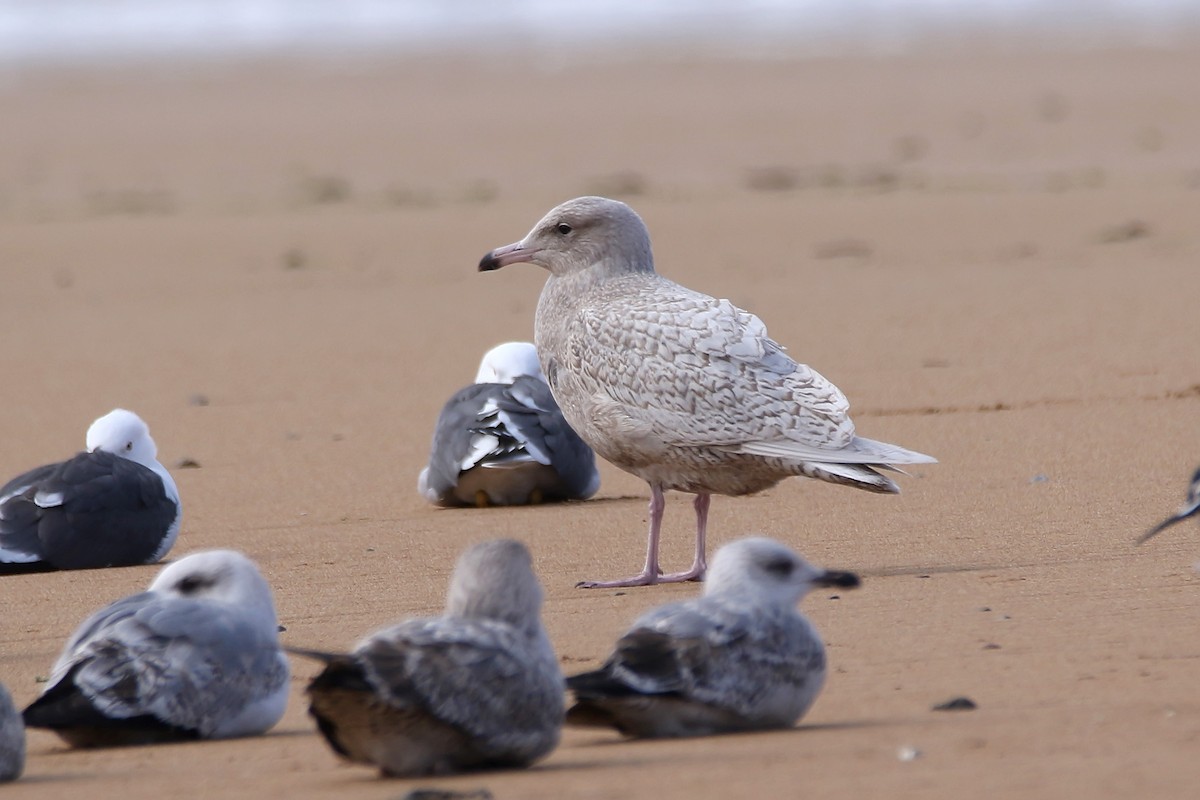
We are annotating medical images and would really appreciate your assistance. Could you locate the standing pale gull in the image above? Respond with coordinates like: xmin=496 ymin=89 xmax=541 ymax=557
xmin=566 ymin=537 xmax=859 ymax=738
xmin=22 ymin=549 xmax=289 ymax=747
xmin=291 ymin=539 xmax=563 ymax=776
xmin=0 ymin=408 xmax=181 ymax=572
xmin=1138 ymin=466 xmax=1200 ymax=544
xmin=0 ymin=683 xmax=24 ymax=782
xmin=418 ymin=342 xmax=599 ymax=507
xmin=479 ymin=196 xmax=936 ymax=588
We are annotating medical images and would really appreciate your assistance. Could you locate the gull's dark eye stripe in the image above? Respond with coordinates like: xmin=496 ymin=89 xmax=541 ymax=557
xmin=176 ymin=575 xmax=217 ymax=594
xmin=763 ymin=556 xmax=794 ymax=579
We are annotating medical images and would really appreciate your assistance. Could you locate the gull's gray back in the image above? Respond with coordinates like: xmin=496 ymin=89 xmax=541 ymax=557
xmin=50 ymin=593 xmax=288 ymax=737
xmin=356 ymin=615 xmax=564 ymax=762
xmin=628 ymin=594 xmax=827 ymax=724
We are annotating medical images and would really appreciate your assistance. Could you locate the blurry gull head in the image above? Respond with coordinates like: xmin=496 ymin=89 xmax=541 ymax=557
xmin=444 ymin=538 xmax=545 ymax=630
xmin=149 ymin=548 xmax=281 ymax=614
xmin=705 ymin=536 xmax=861 ymax=606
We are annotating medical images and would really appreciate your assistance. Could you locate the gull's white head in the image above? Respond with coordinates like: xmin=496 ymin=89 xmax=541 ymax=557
xmin=149 ymin=550 xmax=280 ymax=628
xmin=474 ymin=342 xmax=545 ymax=384
xmin=705 ymin=537 xmax=860 ymax=607
xmin=478 ymin=196 xmax=655 ymax=280
xmin=445 ymin=539 xmax=545 ymax=633
xmin=86 ymin=409 xmax=158 ymax=467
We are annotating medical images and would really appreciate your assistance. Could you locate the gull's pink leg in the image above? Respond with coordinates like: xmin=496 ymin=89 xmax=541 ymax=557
xmin=659 ymin=493 xmax=709 ymax=583
xmin=577 ymin=484 xmax=667 ymax=589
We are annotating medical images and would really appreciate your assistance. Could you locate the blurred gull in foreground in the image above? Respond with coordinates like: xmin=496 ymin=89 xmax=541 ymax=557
xmin=293 ymin=539 xmax=563 ymax=776
xmin=0 ymin=409 xmax=181 ymax=571
xmin=0 ymin=683 xmax=23 ymax=782
xmin=1138 ymin=466 xmax=1200 ymax=544
xmin=479 ymin=196 xmax=934 ymax=587
xmin=23 ymin=550 xmax=289 ymax=746
xmin=566 ymin=537 xmax=858 ymax=738
xmin=418 ymin=342 xmax=599 ymax=507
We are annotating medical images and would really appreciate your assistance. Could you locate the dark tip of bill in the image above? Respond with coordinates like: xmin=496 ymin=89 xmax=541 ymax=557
xmin=821 ymin=570 xmax=861 ymax=589
xmin=478 ymin=252 xmax=499 ymax=271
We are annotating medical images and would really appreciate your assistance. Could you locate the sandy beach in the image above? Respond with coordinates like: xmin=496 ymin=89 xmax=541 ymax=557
xmin=1 ymin=38 xmax=1200 ymax=799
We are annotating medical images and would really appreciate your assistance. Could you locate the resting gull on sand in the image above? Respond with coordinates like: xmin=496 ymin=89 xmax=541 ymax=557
xmin=479 ymin=196 xmax=936 ymax=587
xmin=23 ymin=550 xmax=289 ymax=747
xmin=292 ymin=539 xmax=563 ymax=776
xmin=418 ymin=341 xmax=599 ymax=507
xmin=0 ymin=683 xmax=23 ymax=782
xmin=1138 ymin=465 xmax=1200 ymax=544
xmin=566 ymin=536 xmax=859 ymax=738
xmin=0 ymin=409 xmax=181 ymax=572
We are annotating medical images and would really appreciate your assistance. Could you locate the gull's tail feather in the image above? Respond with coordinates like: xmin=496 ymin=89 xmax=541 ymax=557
xmin=798 ymin=462 xmax=900 ymax=494
xmin=846 ymin=435 xmax=938 ymax=466
xmin=738 ymin=435 xmax=936 ymax=468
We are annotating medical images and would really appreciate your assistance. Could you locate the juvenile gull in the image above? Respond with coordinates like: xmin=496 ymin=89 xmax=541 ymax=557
xmin=1139 ymin=465 xmax=1200 ymax=544
xmin=292 ymin=539 xmax=563 ymax=776
xmin=0 ymin=683 xmax=23 ymax=782
xmin=418 ymin=342 xmax=599 ymax=507
xmin=479 ymin=196 xmax=936 ymax=587
xmin=0 ymin=409 xmax=181 ymax=571
xmin=23 ymin=549 xmax=289 ymax=747
xmin=566 ymin=536 xmax=859 ymax=738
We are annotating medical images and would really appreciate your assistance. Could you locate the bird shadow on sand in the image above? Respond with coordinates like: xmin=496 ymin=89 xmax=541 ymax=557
xmin=417 ymin=494 xmax=644 ymax=513
xmin=1 ymin=560 xmax=171 ymax=577
xmin=0 ymin=562 xmax=58 ymax=576
xmin=862 ymin=544 xmax=1179 ymax=579
xmin=33 ymin=725 xmax=316 ymax=757
xmin=1 ymin=771 xmax=101 ymax=787
xmin=864 ymin=562 xmax=1042 ymax=578
xmin=513 ymin=494 xmax=646 ymax=508
xmin=315 ymin=752 xmax=656 ymax=787
xmin=565 ymin=716 xmax=909 ymax=751
xmin=578 ymin=495 xmax=645 ymax=505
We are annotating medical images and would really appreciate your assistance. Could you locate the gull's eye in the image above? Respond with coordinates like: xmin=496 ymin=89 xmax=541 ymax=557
xmin=176 ymin=575 xmax=215 ymax=594
xmin=124 ymin=441 xmax=133 ymax=451
xmin=763 ymin=556 xmax=795 ymax=579
xmin=555 ymin=222 xmax=572 ymax=235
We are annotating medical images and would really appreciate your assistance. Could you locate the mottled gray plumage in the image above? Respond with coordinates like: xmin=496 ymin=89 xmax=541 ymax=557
xmin=23 ymin=550 xmax=289 ymax=747
xmin=1139 ymin=465 xmax=1200 ymax=544
xmin=479 ymin=196 xmax=935 ymax=587
xmin=566 ymin=537 xmax=858 ymax=738
xmin=298 ymin=539 xmax=564 ymax=776
xmin=418 ymin=342 xmax=599 ymax=507
xmin=0 ymin=683 xmax=24 ymax=782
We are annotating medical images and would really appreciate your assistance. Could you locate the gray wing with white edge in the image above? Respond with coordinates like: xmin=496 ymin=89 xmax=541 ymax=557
xmin=46 ymin=592 xmax=288 ymax=737
xmin=614 ymin=595 xmax=827 ymax=719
